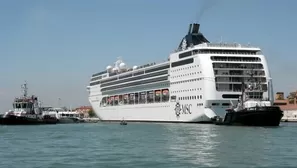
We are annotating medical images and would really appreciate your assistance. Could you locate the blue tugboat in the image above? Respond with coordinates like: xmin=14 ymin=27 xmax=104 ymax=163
xmin=0 ymin=82 xmax=57 ymax=125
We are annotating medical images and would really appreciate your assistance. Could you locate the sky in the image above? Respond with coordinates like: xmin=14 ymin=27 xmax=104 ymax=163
xmin=0 ymin=0 xmax=296 ymax=112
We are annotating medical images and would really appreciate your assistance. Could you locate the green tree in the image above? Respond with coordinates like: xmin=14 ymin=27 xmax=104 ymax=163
xmin=287 ymin=92 xmax=297 ymax=104
xmin=88 ymin=109 xmax=97 ymax=118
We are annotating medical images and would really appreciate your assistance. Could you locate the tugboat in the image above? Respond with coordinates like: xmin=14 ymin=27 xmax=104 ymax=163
xmin=0 ymin=82 xmax=58 ymax=125
xmin=213 ymin=70 xmax=283 ymax=126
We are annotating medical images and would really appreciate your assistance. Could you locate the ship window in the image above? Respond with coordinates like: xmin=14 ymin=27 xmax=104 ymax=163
xmin=171 ymin=95 xmax=177 ymax=102
xmin=119 ymin=95 xmax=123 ymax=105
xmin=145 ymin=65 xmax=170 ymax=73
xmin=100 ymin=76 xmax=118 ymax=84
xmin=101 ymin=70 xmax=167 ymax=87
xmin=119 ymin=73 xmax=133 ymax=79
xmin=114 ymin=96 xmax=119 ymax=105
xmin=124 ymin=94 xmax=128 ymax=104
xmin=16 ymin=103 xmax=21 ymax=108
xmin=90 ymin=81 xmax=100 ymax=86
xmin=135 ymin=93 xmax=139 ymax=104
xmin=222 ymin=103 xmax=231 ymax=106
xmin=22 ymin=103 xmax=27 ymax=108
xmin=105 ymin=97 xmax=111 ymax=106
xmin=139 ymin=92 xmax=146 ymax=104
xmin=155 ymin=90 xmax=161 ymax=102
xmin=211 ymin=56 xmax=261 ymax=62
xmin=101 ymin=76 xmax=168 ymax=92
xmin=101 ymin=97 xmax=107 ymax=106
xmin=91 ymin=76 xmax=102 ymax=81
xmin=92 ymin=70 xmax=107 ymax=77
xmin=129 ymin=94 xmax=134 ymax=104
xmin=162 ymin=89 xmax=169 ymax=102
xmin=147 ymin=91 xmax=154 ymax=103
xmin=109 ymin=97 xmax=113 ymax=106
xmin=212 ymin=63 xmax=264 ymax=70
xmin=133 ymin=70 xmax=144 ymax=76
xmin=28 ymin=103 xmax=33 ymax=109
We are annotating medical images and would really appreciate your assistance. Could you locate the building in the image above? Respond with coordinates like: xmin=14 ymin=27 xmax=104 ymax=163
xmin=274 ymin=91 xmax=297 ymax=121
xmin=75 ymin=106 xmax=92 ymax=118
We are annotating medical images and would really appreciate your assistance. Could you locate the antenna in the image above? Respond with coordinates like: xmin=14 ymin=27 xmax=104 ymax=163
xmin=21 ymin=81 xmax=28 ymax=97
xmin=58 ymin=98 xmax=61 ymax=107
xmin=117 ymin=56 xmax=122 ymax=61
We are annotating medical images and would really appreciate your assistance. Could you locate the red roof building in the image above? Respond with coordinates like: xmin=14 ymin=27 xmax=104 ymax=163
xmin=75 ymin=106 xmax=93 ymax=118
xmin=274 ymin=92 xmax=297 ymax=120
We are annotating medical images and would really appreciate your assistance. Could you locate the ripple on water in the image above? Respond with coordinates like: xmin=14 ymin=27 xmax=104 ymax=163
xmin=1 ymin=123 xmax=297 ymax=167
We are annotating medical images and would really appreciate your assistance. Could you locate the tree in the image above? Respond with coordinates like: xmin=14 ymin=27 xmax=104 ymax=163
xmin=287 ymin=91 xmax=297 ymax=104
xmin=88 ymin=109 xmax=97 ymax=118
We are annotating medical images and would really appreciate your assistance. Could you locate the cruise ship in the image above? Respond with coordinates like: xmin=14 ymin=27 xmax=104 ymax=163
xmin=87 ymin=23 xmax=274 ymax=123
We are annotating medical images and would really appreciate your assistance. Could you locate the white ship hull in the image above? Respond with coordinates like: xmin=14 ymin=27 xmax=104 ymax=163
xmin=89 ymin=100 xmax=220 ymax=123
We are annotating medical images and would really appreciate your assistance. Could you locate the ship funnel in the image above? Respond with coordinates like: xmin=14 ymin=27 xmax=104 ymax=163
xmin=177 ymin=23 xmax=209 ymax=51
xmin=188 ymin=24 xmax=192 ymax=34
xmin=188 ymin=23 xmax=200 ymax=34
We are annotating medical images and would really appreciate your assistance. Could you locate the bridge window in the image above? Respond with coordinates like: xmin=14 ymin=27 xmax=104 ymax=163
xmin=171 ymin=58 xmax=194 ymax=68
xmin=212 ymin=103 xmax=219 ymax=106
xmin=222 ymin=103 xmax=231 ymax=106
xmin=222 ymin=94 xmax=240 ymax=99
xmin=179 ymin=50 xmax=196 ymax=59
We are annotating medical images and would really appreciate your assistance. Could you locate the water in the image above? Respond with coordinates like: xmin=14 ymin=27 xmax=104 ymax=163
xmin=0 ymin=122 xmax=296 ymax=168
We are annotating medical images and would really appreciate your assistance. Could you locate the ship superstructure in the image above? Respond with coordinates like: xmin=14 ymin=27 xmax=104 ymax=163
xmin=87 ymin=23 xmax=273 ymax=123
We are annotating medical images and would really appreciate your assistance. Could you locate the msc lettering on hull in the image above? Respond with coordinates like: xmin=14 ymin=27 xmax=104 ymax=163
xmin=175 ymin=102 xmax=192 ymax=117
xmin=181 ymin=104 xmax=192 ymax=114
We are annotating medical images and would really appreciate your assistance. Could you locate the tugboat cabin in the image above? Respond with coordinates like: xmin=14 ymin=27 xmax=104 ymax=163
xmin=244 ymin=91 xmax=271 ymax=108
xmin=13 ymin=97 xmax=35 ymax=114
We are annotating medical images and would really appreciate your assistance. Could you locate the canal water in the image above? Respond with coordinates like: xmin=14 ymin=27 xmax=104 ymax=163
xmin=0 ymin=122 xmax=296 ymax=168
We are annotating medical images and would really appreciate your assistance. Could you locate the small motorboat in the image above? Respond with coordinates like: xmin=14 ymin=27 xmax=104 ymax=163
xmin=120 ymin=118 xmax=127 ymax=125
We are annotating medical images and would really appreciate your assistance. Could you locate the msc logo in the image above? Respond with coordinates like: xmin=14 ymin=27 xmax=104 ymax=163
xmin=175 ymin=102 xmax=181 ymax=117
xmin=174 ymin=102 xmax=192 ymax=117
